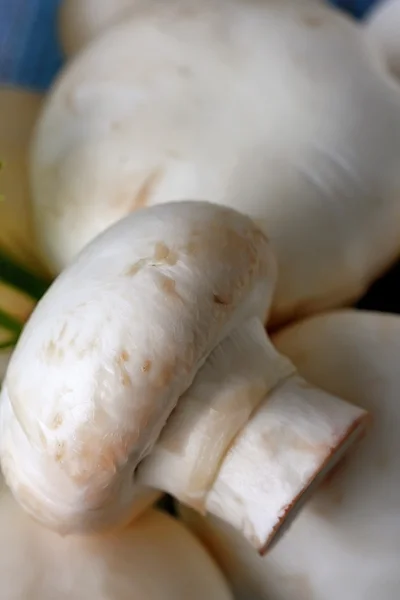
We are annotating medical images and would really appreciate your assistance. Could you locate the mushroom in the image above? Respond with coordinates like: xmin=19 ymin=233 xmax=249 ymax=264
xmin=58 ymin=0 xmax=139 ymax=58
xmin=181 ymin=309 xmax=400 ymax=600
xmin=0 ymin=476 xmax=233 ymax=600
xmin=0 ymin=200 xmax=368 ymax=553
xmin=366 ymin=0 xmax=400 ymax=79
xmin=31 ymin=0 xmax=400 ymax=326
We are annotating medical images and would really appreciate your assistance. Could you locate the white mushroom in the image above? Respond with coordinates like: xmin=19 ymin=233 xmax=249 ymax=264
xmin=181 ymin=309 xmax=400 ymax=599
xmin=0 ymin=476 xmax=233 ymax=600
xmin=31 ymin=0 xmax=400 ymax=326
xmin=0 ymin=201 xmax=368 ymax=552
xmin=58 ymin=0 xmax=138 ymax=58
xmin=366 ymin=0 xmax=400 ymax=79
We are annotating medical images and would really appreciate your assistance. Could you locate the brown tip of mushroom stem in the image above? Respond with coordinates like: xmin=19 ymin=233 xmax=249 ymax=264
xmin=260 ymin=413 xmax=370 ymax=556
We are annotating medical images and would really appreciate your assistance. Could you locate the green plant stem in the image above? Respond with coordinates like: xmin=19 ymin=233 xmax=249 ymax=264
xmin=0 ymin=309 xmax=23 ymax=335
xmin=0 ymin=337 xmax=18 ymax=350
xmin=0 ymin=250 xmax=50 ymax=300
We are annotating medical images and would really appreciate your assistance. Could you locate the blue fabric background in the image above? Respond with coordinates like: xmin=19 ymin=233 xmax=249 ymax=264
xmin=0 ymin=0 xmax=383 ymax=91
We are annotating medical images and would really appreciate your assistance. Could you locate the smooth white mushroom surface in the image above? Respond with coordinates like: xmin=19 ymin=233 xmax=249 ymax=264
xmin=58 ymin=0 xmax=139 ymax=58
xmin=181 ymin=310 xmax=400 ymax=600
xmin=366 ymin=0 xmax=400 ymax=78
xmin=0 ymin=88 xmax=48 ymax=275
xmin=0 ymin=201 xmax=368 ymax=552
xmin=31 ymin=0 xmax=400 ymax=326
xmin=0 ymin=480 xmax=233 ymax=600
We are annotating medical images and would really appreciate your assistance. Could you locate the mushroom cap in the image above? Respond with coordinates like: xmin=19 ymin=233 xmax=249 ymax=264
xmin=182 ymin=310 xmax=400 ymax=599
xmin=31 ymin=0 xmax=400 ymax=325
xmin=366 ymin=0 xmax=400 ymax=79
xmin=58 ymin=0 xmax=138 ymax=58
xmin=0 ymin=479 xmax=232 ymax=600
xmin=0 ymin=88 xmax=48 ymax=275
xmin=0 ymin=200 xmax=273 ymax=533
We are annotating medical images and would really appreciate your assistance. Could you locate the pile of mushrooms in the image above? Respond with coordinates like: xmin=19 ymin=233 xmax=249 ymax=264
xmin=1 ymin=0 xmax=400 ymax=598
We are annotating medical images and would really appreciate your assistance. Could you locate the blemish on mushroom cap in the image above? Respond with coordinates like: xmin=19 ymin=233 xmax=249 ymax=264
xmin=141 ymin=359 xmax=152 ymax=373
xmin=0 ymin=201 xmax=274 ymax=532
xmin=153 ymin=241 xmax=178 ymax=265
xmin=133 ymin=168 xmax=164 ymax=210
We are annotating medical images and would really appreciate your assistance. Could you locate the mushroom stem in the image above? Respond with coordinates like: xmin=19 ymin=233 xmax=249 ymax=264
xmin=138 ymin=318 xmax=368 ymax=553
xmin=137 ymin=318 xmax=295 ymax=508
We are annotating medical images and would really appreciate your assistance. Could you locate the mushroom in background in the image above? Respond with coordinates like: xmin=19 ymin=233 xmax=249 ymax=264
xmin=0 ymin=201 xmax=368 ymax=553
xmin=58 ymin=0 xmax=139 ymax=58
xmin=366 ymin=0 xmax=400 ymax=79
xmin=31 ymin=0 xmax=400 ymax=326
xmin=181 ymin=310 xmax=400 ymax=600
xmin=0 ymin=476 xmax=233 ymax=600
